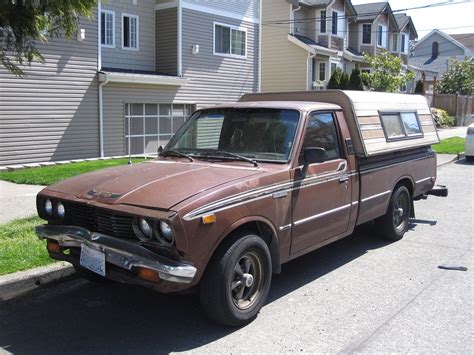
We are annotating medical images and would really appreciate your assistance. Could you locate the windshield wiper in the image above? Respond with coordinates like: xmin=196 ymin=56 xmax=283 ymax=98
xmin=201 ymin=150 xmax=258 ymax=167
xmin=160 ymin=149 xmax=194 ymax=162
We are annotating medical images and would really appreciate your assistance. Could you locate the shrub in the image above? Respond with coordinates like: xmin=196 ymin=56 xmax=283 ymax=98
xmin=348 ymin=69 xmax=363 ymax=90
xmin=339 ymin=72 xmax=349 ymax=90
xmin=431 ymin=108 xmax=455 ymax=127
xmin=327 ymin=68 xmax=342 ymax=89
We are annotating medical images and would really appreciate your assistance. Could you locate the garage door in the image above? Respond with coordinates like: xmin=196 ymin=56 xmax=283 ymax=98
xmin=125 ymin=103 xmax=195 ymax=155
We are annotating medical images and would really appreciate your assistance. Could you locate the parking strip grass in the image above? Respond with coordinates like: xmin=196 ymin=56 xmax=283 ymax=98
xmin=0 ymin=216 xmax=53 ymax=276
xmin=432 ymin=137 xmax=465 ymax=155
xmin=0 ymin=158 xmax=146 ymax=185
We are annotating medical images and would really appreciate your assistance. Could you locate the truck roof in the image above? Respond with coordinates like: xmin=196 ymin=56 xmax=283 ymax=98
xmin=202 ymin=101 xmax=341 ymax=112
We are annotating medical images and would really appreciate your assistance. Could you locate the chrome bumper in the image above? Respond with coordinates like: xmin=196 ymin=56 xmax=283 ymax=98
xmin=36 ymin=224 xmax=197 ymax=284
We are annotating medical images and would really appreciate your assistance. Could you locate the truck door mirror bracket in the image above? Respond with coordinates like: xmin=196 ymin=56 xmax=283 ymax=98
xmin=302 ymin=147 xmax=326 ymax=177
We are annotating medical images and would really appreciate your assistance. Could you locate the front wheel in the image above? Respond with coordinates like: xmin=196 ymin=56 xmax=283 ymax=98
xmin=200 ymin=233 xmax=272 ymax=327
xmin=376 ymin=185 xmax=412 ymax=241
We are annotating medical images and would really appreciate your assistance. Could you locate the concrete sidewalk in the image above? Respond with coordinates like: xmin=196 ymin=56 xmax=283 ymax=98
xmin=0 ymin=180 xmax=45 ymax=224
xmin=437 ymin=126 xmax=467 ymax=140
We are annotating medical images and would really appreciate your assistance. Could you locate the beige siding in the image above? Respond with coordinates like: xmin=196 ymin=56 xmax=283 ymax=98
xmin=0 ymin=18 xmax=99 ymax=166
xmin=261 ymin=0 xmax=308 ymax=92
xmin=155 ymin=8 xmax=178 ymax=75
xmin=101 ymin=0 xmax=155 ymax=71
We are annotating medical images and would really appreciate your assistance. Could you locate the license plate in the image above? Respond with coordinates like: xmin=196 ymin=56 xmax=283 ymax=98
xmin=80 ymin=244 xmax=106 ymax=276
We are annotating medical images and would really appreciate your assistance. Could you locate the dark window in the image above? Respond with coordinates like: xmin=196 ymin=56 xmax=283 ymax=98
xmin=215 ymin=24 xmax=246 ymax=57
xmin=123 ymin=17 xmax=130 ymax=47
xmin=122 ymin=15 xmax=138 ymax=49
xmin=319 ymin=62 xmax=326 ymax=81
xmin=432 ymin=41 xmax=439 ymax=58
xmin=362 ymin=24 xmax=371 ymax=44
xmin=377 ymin=25 xmax=383 ymax=46
xmin=380 ymin=112 xmax=422 ymax=140
xmin=299 ymin=112 xmax=341 ymax=164
xmin=332 ymin=12 xmax=338 ymax=35
xmin=392 ymin=33 xmax=398 ymax=51
xmin=401 ymin=33 xmax=406 ymax=53
xmin=320 ymin=10 xmax=326 ymax=33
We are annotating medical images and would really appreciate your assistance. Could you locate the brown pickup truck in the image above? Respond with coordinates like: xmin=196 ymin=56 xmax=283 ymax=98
xmin=36 ymin=91 xmax=447 ymax=326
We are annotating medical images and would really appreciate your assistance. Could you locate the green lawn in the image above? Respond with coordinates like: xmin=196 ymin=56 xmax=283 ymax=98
xmin=0 ymin=216 xmax=53 ymax=276
xmin=432 ymin=137 xmax=466 ymax=154
xmin=0 ymin=158 xmax=146 ymax=185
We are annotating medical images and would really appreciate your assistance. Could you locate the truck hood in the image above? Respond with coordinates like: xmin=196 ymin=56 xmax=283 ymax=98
xmin=45 ymin=160 xmax=263 ymax=210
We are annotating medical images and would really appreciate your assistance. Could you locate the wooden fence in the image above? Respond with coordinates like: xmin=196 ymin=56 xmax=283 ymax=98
xmin=426 ymin=93 xmax=473 ymax=126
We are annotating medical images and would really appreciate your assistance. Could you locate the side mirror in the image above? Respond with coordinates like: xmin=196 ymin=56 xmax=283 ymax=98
xmin=302 ymin=147 xmax=326 ymax=177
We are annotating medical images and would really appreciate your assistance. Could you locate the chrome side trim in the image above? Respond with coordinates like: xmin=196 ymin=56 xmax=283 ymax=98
xmin=293 ymin=204 xmax=351 ymax=226
xmin=361 ymin=190 xmax=391 ymax=203
xmin=279 ymin=224 xmax=292 ymax=231
xmin=416 ymin=177 xmax=432 ymax=184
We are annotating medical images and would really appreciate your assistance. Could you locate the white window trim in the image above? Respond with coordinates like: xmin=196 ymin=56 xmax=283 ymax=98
xmin=319 ymin=9 xmax=327 ymax=34
xmin=377 ymin=24 xmax=387 ymax=48
xmin=391 ymin=32 xmax=399 ymax=53
xmin=401 ymin=32 xmax=409 ymax=54
xmin=213 ymin=21 xmax=248 ymax=59
xmin=101 ymin=9 xmax=115 ymax=48
xmin=331 ymin=10 xmax=344 ymax=38
xmin=122 ymin=13 xmax=139 ymax=51
xmin=361 ymin=23 xmax=372 ymax=45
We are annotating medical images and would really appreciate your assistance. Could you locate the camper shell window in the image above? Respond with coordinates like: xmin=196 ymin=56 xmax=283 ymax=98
xmin=379 ymin=111 xmax=423 ymax=141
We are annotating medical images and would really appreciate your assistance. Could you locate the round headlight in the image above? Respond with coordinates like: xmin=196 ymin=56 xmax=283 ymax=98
xmin=56 ymin=201 xmax=65 ymax=219
xmin=138 ymin=218 xmax=153 ymax=239
xmin=45 ymin=199 xmax=53 ymax=216
xmin=158 ymin=221 xmax=174 ymax=245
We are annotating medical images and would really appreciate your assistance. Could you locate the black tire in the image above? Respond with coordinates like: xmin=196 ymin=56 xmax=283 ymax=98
xmin=199 ymin=233 xmax=272 ymax=327
xmin=375 ymin=185 xmax=412 ymax=241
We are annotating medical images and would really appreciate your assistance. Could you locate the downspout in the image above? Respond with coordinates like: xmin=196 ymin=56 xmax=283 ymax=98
xmin=290 ymin=3 xmax=301 ymax=35
xmin=177 ymin=0 xmax=182 ymax=76
xmin=97 ymin=0 xmax=104 ymax=158
xmin=258 ymin=0 xmax=262 ymax=92
xmin=307 ymin=52 xmax=316 ymax=90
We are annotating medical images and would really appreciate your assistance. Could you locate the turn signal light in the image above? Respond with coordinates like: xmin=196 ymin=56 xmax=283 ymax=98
xmin=47 ymin=240 xmax=61 ymax=253
xmin=137 ymin=267 xmax=161 ymax=283
xmin=201 ymin=214 xmax=216 ymax=225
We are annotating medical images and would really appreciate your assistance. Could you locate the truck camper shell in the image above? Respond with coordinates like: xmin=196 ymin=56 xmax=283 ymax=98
xmin=240 ymin=90 xmax=439 ymax=157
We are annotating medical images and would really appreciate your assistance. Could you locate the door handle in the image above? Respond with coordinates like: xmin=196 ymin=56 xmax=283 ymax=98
xmin=339 ymin=174 xmax=349 ymax=183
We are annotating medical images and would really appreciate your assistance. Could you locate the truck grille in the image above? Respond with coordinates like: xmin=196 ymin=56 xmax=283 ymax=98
xmin=64 ymin=202 xmax=135 ymax=240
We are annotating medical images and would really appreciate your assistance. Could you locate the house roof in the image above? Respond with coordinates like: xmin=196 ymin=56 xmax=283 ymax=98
xmin=451 ymin=33 xmax=474 ymax=52
xmin=394 ymin=13 xmax=418 ymax=39
xmin=353 ymin=2 xmax=387 ymax=21
xmin=299 ymin=0 xmax=356 ymax=15
xmin=408 ymin=55 xmax=468 ymax=78
xmin=413 ymin=29 xmax=472 ymax=55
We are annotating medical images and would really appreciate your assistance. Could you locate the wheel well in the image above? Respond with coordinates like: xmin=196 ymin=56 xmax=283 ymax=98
xmin=226 ymin=221 xmax=281 ymax=274
xmin=396 ymin=178 xmax=414 ymax=197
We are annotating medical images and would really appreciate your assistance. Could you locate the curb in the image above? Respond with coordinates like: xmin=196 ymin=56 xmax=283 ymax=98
xmin=437 ymin=152 xmax=465 ymax=167
xmin=0 ymin=262 xmax=76 ymax=301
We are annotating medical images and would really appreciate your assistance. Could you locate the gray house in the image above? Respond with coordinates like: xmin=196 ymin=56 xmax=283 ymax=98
xmin=0 ymin=0 xmax=260 ymax=166
xmin=409 ymin=29 xmax=473 ymax=93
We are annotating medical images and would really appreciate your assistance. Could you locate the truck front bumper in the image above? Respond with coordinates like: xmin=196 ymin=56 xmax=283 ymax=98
xmin=36 ymin=224 xmax=197 ymax=284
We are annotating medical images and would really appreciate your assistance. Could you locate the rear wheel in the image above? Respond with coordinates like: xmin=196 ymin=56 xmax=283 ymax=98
xmin=200 ymin=233 xmax=272 ymax=327
xmin=376 ymin=185 xmax=412 ymax=241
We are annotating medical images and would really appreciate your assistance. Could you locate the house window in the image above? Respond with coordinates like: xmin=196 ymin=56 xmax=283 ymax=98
xmin=432 ymin=41 xmax=439 ymax=58
xmin=362 ymin=24 xmax=371 ymax=44
xmin=214 ymin=23 xmax=247 ymax=57
xmin=401 ymin=33 xmax=408 ymax=53
xmin=319 ymin=62 xmax=326 ymax=81
xmin=331 ymin=11 xmax=338 ymax=35
xmin=100 ymin=10 xmax=115 ymax=47
xmin=320 ymin=10 xmax=326 ymax=33
xmin=380 ymin=112 xmax=422 ymax=141
xmin=377 ymin=25 xmax=387 ymax=47
xmin=392 ymin=33 xmax=398 ymax=51
xmin=125 ymin=103 xmax=195 ymax=155
xmin=122 ymin=14 xmax=138 ymax=50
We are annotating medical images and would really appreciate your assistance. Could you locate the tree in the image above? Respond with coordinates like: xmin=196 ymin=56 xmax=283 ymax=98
xmin=339 ymin=72 xmax=349 ymax=90
xmin=327 ymin=68 xmax=342 ymax=89
xmin=414 ymin=80 xmax=424 ymax=94
xmin=360 ymin=50 xmax=415 ymax=92
xmin=348 ymin=68 xmax=363 ymax=90
xmin=0 ymin=0 xmax=96 ymax=77
xmin=437 ymin=58 xmax=474 ymax=95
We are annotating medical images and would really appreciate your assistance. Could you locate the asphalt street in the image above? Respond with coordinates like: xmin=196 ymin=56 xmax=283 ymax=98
xmin=0 ymin=160 xmax=472 ymax=354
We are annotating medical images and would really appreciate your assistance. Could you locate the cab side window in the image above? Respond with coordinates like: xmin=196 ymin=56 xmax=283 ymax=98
xmin=299 ymin=112 xmax=341 ymax=164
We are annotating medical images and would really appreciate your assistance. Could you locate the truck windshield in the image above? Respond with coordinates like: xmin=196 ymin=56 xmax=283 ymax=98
xmin=164 ymin=108 xmax=300 ymax=163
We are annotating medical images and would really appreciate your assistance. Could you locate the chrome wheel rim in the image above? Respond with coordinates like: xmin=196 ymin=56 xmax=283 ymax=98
xmin=230 ymin=251 xmax=263 ymax=310
xmin=393 ymin=193 xmax=409 ymax=232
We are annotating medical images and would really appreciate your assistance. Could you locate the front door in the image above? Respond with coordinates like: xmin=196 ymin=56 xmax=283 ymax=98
xmin=290 ymin=111 xmax=352 ymax=255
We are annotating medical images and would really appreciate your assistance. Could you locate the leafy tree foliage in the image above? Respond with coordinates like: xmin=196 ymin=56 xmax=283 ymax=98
xmin=0 ymin=0 xmax=96 ymax=77
xmin=339 ymin=72 xmax=349 ymax=90
xmin=327 ymin=68 xmax=342 ymax=89
xmin=348 ymin=68 xmax=363 ymax=90
xmin=414 ymin=80 xmax=424 ymax=94
xmin=437 ymin=58 xmax=474 ymax=95
xmin=360 ymin=50 xmax=415 ymax=92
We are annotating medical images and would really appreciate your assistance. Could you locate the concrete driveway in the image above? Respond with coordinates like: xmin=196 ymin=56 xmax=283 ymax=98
xmin=0 ymin=181 xmax=44 ymax=223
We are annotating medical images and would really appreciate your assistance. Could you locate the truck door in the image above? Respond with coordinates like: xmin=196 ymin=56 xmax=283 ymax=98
xmin=290 ymin=111 xmax=352 ymax=255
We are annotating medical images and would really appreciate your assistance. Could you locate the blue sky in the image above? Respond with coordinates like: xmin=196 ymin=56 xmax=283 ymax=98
xmin=351 ymin=0 xmax=474 ymax=38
